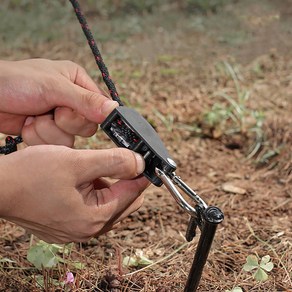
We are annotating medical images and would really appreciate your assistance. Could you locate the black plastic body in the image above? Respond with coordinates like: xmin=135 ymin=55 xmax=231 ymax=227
xmin=184 ymin=207 xmax=224 ymax=292
xmin=101 ymin=106 xmax=176 ymax=186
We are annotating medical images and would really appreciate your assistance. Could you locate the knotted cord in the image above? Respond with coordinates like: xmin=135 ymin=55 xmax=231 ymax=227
xmin=0 ymin=136 xmax=23 ymax=155
xmin=0 ymin=0 xmax=122 ymax=155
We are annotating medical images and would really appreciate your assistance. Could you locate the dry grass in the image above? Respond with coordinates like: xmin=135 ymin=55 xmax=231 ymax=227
xmin=0 ymin=1 xmax=292 ymax=291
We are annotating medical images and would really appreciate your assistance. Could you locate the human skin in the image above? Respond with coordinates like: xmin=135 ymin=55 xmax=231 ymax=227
xmin=0 ymin=59 xmax=149 ymax=243
xmin=0 ymin=59 xmax=120 ymax=145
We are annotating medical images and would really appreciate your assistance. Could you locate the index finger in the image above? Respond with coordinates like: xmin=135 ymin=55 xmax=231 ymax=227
xmin=95 ymin=176 xmax=150 ymax=221
xmin=97 ymin=176 xmax=150 ymax=205
xmin=55 ymin=60 xmax=102 ymax=93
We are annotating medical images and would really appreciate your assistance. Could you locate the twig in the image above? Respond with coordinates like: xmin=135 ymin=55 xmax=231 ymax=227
xmin=272 ymin=198 xmax=291 ymax=211
xmin=124 ymin=242 xmax=189 ymax=277
xmin=29 ymin=234 xmax=34 ymax=247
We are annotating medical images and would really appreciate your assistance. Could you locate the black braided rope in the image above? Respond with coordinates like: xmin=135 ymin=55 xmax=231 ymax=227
xmin=69 ymin=0 xmax=123 ymax=106
xmin=0 ymin=136 xmax=23 ymax=155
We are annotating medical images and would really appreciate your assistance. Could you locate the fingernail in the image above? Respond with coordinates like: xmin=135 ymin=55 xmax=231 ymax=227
xmin=24 ymin=116 xmax=34 ymax=126
xmin=101 ymin=100 xmax=119 ymax=116
xmin=134 ymin=153 xmax=145 ymax=175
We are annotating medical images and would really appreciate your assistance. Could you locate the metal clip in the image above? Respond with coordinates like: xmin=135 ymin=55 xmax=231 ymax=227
xmin=155 ymin=167 xmax=208 ymax=218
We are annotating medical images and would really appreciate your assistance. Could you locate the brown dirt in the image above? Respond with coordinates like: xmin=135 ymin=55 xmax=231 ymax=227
xmin=0 ymin=1 xmax=291 ymax=291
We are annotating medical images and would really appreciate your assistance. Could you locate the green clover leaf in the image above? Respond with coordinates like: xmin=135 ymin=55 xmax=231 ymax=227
xmin=260 ymin=255 xmax=274 ymax=272
xmin=27 ymin=241 xmax=60 ymax=269
xmin=243 ymin=254 xmax=274 ymax=282
xmin=243 ymin=255 xmax=258 ymax=272
xmin=254 ymin=268 xmax=269 ymax=282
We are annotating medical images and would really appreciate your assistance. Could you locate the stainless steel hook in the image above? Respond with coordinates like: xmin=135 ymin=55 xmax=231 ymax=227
xmin=155 ymin=167 xmax=208 ymax=217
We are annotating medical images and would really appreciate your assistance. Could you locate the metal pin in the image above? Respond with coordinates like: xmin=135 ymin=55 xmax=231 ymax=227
xmin=143 ymin=150 xmax=152 ymax=160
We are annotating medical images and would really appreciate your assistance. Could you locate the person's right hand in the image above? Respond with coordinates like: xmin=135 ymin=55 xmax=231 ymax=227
xmin=0 ymin=145 xmax=149 ymax=243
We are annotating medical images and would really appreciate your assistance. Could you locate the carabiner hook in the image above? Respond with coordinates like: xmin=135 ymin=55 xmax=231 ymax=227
xmin=155 ymin=168 xmax=208 ymax=218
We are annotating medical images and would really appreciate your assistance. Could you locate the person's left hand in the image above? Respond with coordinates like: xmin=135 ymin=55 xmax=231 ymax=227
xmin=0 ymin=59 xmax=118 ymax=147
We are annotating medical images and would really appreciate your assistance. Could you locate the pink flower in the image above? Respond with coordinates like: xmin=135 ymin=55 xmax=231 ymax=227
xmin=65 ymin=272 xmax=74 ymax=284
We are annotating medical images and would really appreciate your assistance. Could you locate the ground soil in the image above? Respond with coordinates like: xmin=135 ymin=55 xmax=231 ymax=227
xmin=0 ymin=1 xmax=291 ymax=291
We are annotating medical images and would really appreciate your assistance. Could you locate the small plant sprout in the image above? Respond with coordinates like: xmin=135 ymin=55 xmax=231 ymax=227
xmin=153 ymin=109 xmax=174 ymax=132
xmin=27 ymin=241 xmax=83 ymax=289
xmin=201 ymin=61 xmax=266 ymax=158
xmin=0 ymin=256 xmax=15 ymax=266
xmin=27 ymin=240 xmax=84 ymax=270
xmin=27 ymin=240 xmax=63 ymax=269
xmin=243 ymin=254 xmax=274 ymax=282
xmin=123 ymin=249 xmax=153 ymax=267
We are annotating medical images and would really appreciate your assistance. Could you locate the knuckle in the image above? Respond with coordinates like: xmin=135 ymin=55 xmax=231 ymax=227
xmin=81 ymin=124 xmax=98 ymax=137
xmin=77 ymin=65 xmax=87 ymax=76
xmin=82 ymin=91 xmax=106 ymax=116
xmin=110 ymin=148 xmax=136 ymax=177
xmin=82 ymin=91 xmax=97 ymax=107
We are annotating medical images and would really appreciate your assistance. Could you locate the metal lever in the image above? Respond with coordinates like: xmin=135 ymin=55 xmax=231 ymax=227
xmin=155 ymin=167 xmax=208 ymax=217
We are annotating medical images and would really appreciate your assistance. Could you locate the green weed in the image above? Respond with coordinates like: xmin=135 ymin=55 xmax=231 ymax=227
xmin=157 ymin=54 xmax=176 ymax=63
xmin=225 ymin=254 xmax=274 ymax=291
xmin=153 ymin=109 xmax=174 ymax=132
xmin=243 ymin=254 xmax=274 ymax=282
xmin=202 ymin=61 xmax=265 ymax=158
xmin=160 ymin=68 xmax=180 ymax=76
xmin=255 ymin=147 xmax=281 ymax=168
xmin=123 ymin=249 xmax=153 ymax=267
xmin=26 ymin=239 xmax=84 ymax=289
xmin=27 ymin=240 xmax=84 ymax=270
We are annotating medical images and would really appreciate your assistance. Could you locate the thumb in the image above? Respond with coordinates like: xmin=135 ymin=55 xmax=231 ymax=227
xmin=74 ymin=148 xmax=145 ymax=183
xmin=73 ymin=86 xmax=119 ymax=123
